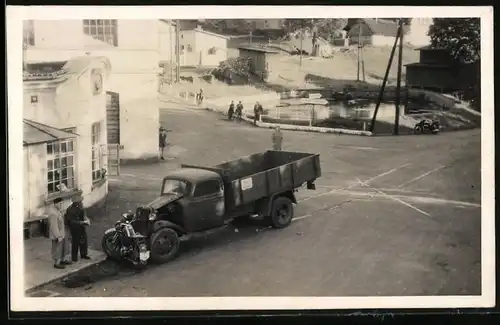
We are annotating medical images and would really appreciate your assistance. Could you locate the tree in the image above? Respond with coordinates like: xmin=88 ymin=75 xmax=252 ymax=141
xmin=428 ymin=18 xmax=480 ymax=63
xmin=428 ymin=18 xmax=481 ymax=110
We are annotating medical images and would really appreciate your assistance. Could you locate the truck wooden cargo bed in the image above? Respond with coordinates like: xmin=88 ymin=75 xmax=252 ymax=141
xmin=182 ymin=150 xmax=321 ymax=208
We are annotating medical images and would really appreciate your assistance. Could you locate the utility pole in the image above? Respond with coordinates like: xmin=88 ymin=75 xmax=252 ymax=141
xmin=394 ymin=18 xmax=404 ymax=135
xmin=299 ymin=26 xmax=303 ymax=68
xmin=369 ymin=24 xmax=402 ymax=133
xmin=169 ymin=20 xmax=174 ymax=83
xmin=357 ymin=21 xmax=361 ymax=82
xmin=175 ymin=19 xmax=180 ymax=83
xmin=22 ymin=41 xmax=28 ymax=72
xmin=249 ymin=30 xmax=252 ymax=45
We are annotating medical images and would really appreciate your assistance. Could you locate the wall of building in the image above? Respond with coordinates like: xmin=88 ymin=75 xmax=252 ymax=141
xmin=195 ymin=31 xmax=228 ymax=67
xmin=179 ymin=30 xmax=197 ymax=66
xmin=406 ymin=66 xmax=456 ymax=91
xmin=25 ymin=19 xmax=161 ymax=160
xmin=239 ymin=50 xmax=265 ymax=76
xmin=23 ymin=60 xmax=109 ymax=216
xmin=419 ymin=50 xmax=452 ymax=65
xmin=179 ymin=29 xmax=228 ymax=67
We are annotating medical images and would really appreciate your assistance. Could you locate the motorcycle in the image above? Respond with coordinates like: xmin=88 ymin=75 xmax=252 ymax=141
xmin=101 ymin=207 xmax=156 ymax=268
xmin=414 ymin=119 xmax=441 ymax=135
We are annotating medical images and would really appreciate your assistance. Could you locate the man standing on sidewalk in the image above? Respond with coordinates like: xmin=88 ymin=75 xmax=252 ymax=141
xmin=48 ymin=197 xmax=71 ymax=269
xmin=65 ymin=194 xmax=91 ymax=262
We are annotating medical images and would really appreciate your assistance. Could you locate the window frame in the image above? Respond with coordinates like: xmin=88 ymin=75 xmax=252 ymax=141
xmin=46 ymin=138 xmax=76 ymax=196
xmin=192 ymin=179 xmax=222 ymax=197
xmin=83 ymin=19 xmax=118 ymax=47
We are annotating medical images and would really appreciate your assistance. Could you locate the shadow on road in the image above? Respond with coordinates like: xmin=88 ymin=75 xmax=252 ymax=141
xmin=59 ymin=218 xmax=269 ymax=289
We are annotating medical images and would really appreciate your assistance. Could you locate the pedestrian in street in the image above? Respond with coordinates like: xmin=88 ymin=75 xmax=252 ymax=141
xmin=159 ymin=126 xmax=168 ymax=160
xmin=196 ymin=88 xmax=204 ymax=106
xmin=228 ymin=101 xmax=235 ymax=120
xmin=236 ymin=101 xmax=244 ymax=122
xmin=65 ymin=194 xmax=91 ymax=262
xmin=48 ymin=197 xmax=71 ymax=269
xmin=272 ymin=126 xmax=283 ymax=151
xmin=253 ymin=101 xmax=263 ymax=125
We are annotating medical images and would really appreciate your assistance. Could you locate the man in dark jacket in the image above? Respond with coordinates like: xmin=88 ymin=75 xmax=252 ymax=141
xmin=65 ymin=194 xmax=90 ymax=262
xmin=228 ymin=101 xmax=235 ymax=120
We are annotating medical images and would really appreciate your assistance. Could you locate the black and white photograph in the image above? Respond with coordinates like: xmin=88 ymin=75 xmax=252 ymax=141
xmin=7 ymin=6 xmax=494 ymax=312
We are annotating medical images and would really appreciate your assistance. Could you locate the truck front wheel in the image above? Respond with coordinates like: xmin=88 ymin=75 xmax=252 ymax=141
xmin=150 ymin=227 xmax=180 ymax=264
xmin=268 ymin=196 xmax=294 ymax=229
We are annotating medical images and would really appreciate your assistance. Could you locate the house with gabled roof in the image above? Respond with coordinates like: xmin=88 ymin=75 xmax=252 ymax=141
xmin=179 ymin=25 xmax=230 ymax=67
xmin=343 ymin=18 xmax=410 ymax=47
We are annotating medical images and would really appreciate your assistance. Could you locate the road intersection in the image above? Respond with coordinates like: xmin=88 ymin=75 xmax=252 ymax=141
xmin=34 ymin=106 xmax=482 ymax=297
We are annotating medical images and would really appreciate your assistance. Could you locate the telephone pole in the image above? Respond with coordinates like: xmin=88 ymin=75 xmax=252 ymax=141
xmin=394 ymin=18 xmax=404 ymax=135
xmin=175 ymin=19 xmax=181 ymax=83
xmin=357 ymin=21 xmax=361 ymax=82
xmin=369 ymin=24 xmax=402 ymax=133
xmin=169 ymin=20 xmax=174 ymax=83
xmin=23 ymin=41 xmax=28 ymax=71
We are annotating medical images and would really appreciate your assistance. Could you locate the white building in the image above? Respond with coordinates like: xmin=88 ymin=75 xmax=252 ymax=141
xmin=23 ymin=57 xmax=111 ymax=233
xmin=179 ymin=26 xmax=229 ymax=67
xmin=23 ymin=19 xmax=164 ymax=161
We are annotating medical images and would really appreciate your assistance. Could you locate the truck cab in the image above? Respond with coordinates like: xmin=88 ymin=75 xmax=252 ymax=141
xmin=157 ymin=168 xmax=227 ymax=232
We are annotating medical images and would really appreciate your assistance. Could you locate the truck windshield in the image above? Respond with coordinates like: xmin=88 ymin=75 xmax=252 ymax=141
xmin=162 ymin=179 xmax=189 ymax=195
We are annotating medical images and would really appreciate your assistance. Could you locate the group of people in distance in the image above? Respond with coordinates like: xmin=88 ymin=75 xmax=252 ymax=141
xmin=228 ymin=101 xmax=264 ymax=125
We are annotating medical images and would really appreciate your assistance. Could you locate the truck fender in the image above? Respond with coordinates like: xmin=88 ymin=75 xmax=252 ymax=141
xmin=152 ymin=220 xmax=187 ymax=236
xmin=257 ymin=190 xmax=297 ymax=216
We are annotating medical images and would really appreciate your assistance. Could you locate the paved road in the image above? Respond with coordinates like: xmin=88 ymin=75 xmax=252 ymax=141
xmin=37 ymin=106 xmax=482 ymax=297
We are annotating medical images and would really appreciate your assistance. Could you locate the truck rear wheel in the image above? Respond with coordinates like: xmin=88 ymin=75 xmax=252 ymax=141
xmin=268 ymin=196 xmax=294 ymax=229
xmin=150 ymin=228 xmax=180 ymax=264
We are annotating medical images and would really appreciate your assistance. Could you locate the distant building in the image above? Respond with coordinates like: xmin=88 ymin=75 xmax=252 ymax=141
xmin=179 ymin=26 xmax=230 ymax=67
xmin=343 ymin=18 xmax=410 ymax=47
xmin=286 ymin=30 xmax=335 ymax=57
xmin=237 ymin=46 xmax=280 ymax=82
xmin=23 ymin=19 xmax=163 ymax=161
xmin=23 ymin=57 xmax=111 ymax=234
xmin=405 ymin=45 xmax=479 ymax=93
xmin=247 ymin=19 xmax=285 ymax=31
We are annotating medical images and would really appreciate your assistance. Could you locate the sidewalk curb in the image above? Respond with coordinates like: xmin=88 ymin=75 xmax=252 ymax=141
xmin=204 ymin=106 xmax=373 ymax=136
xmin=25 ymin=256 xmax=107 ymax=294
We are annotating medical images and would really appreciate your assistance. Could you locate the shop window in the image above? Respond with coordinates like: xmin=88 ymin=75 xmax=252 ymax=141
xmin=83 ymin=19 xmax=118 ymax=46
xmin=47 ymin=139 xmax=76 ymax=195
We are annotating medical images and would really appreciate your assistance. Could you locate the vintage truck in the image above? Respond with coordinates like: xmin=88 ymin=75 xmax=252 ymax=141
xmin=102 ymin=150 xmax=321 ymax=265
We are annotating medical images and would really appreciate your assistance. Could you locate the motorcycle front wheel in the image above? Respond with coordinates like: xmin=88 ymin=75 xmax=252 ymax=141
xmin=101 ymin=230 xmax=122 ymax=261
xmin=414 ymin=125 xmax=422 ymax=135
